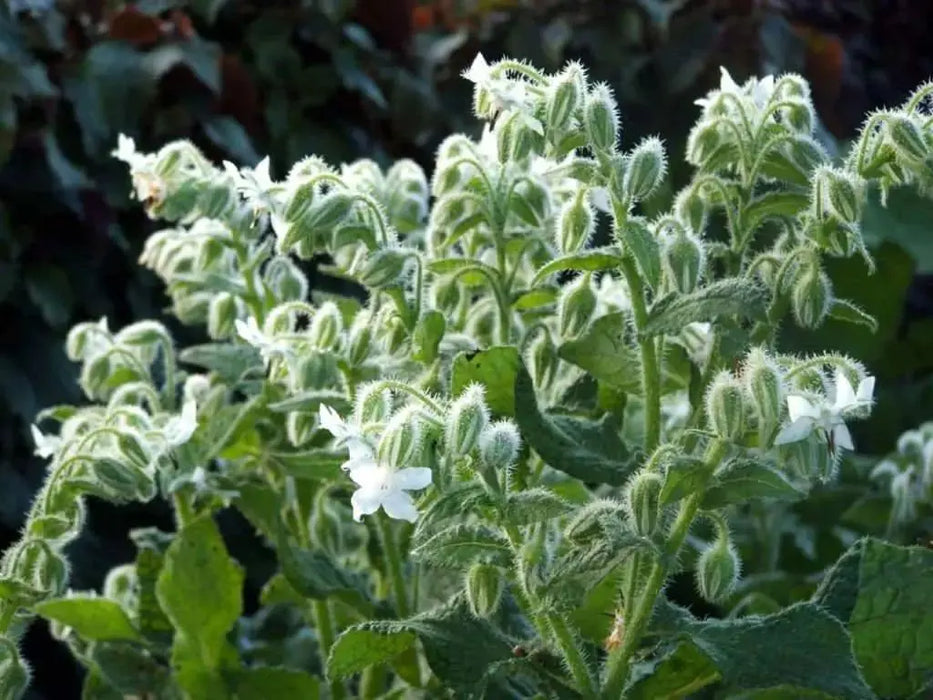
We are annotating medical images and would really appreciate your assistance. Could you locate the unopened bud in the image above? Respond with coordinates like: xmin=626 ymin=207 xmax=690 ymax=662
xmin=626 ymin=471 xmax=662 ymax=537
xmin=696 ymin=532 xmax=740 ymax=603
xmin=546 ymin=63 xmax=583 ymax=133
xmin=302 ymin=192 xmax=354 ymax=231
xmin=792 ymin=267 xmax=832 ymax=329
xmin=308 ymin=302 xmax=343 ymax=351
xmin=23 ymin=541 xmax=69 ymax=597
xmin=662 ymin=230 xmax=705 ymax=294
xmin=888 ymin=116 xmax=929 ymax=164
xmin=103 ymin=564 xmax=137 ymax=604
xmin=686 ymin=121 xmax=722 ymax=167
xmin=284 ymin=181 xmax=317 ymax=222
xmin=295 ymin=352 xmax=337 ymax=390
xmin=557 ymin=273 xmax=597 ymax=338
xmin=207 ymin=292 xmax=238 ymax=340
xmin=347 ymin=313 xmax=373 ymax=366
xmin=94 ymin=458 xmax=156 ymax=502
xmin=358 ymin=248 xmax=410 ymax=288
xmin=479 ymin=420 xmax=521 ymax=468
xmin=675 ymin=188 xmax=707 ymax=233
xmin=264 ymin=256 xmax=308 ymax=302
xmin=583 ymin=83 xmax=619 ymax=154
xmin=466 ymin=563 xmax=503 ymax=617
xmin=623 ymin=137 xmax=666 ymax=202
xmin=556 ymin=189 xmax=595 ymax=254
xmin=287 ymin=411 xmax=316 ymax=447
xmin=816 ymin=167 xmax=861 ymax=223
xmin=744 ymin=348 xmax=783 ymax=445
xmin=379 ymin=407 xmax=424 ymax=467
xmin=446 ymin=384 xmax=489 ymax=457
xmin=705 ymin=371 xmax=746 ymax=441
xmin=527 ymin=333 xmax=558 ymax=389
xmin=496 ymin=111 xmax=542 ymax=162
xmin=354 ymin=384 xmax=393 ymax=425
xmin=0 ymin=638 xmax=30 ymax=700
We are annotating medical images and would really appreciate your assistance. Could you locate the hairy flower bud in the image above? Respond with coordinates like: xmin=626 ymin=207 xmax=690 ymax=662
xmin=347 ymin=313 xmax=373 ymax=366
xmin=358 ymin=248 xmax=409 ymax=288
xmin=556 ymin=189 xmax=595 ymax=254
xmin=466 ymin=563 xmax=504 ymax=617
xmin=623 ymin=137 xmax=666 ymax=202
xmin=264 ymin=256 xmax=308 ymax=302
xmin=675 ymin=187 xmax=707 ymax=233
xmin=446 ymin=385 xmax=489 ymax=457
xmin=816 ymin=167 xmax=861 ymax=223
xmin=287 ymin=410 xmax=316 ymax=447
xmin=94 ymin=457 xmax=157 ymax=502
xmin=207 ymin=292 xmax=238 ymax=340
xmin=284 ymin=180 xmax=317 ymax=222
xmin=546 ymin=63 xmax=583 ymax=133
xmin=354 ymin=384 xmax=392 ymax=425
xmin=583 ymin=83 xmax=619 ymax=154
xmin=527 ymin=333 xmax=558 ymax=389
xmin=662 ymin=229 xmax=705 ymax=294
xmin=696 ymin=531 xmax=740 ymax=604
xmin=557 ymin=273 xmax=597 ymax=338
xmin=308 ymin=302 xmax=343 ymax=351
xmin=887 ymin=116 xmax=929 ymax=164
xmin=705 ymin=371 xmax=746 ymax=441
xmin=379 ymin=406 xmax=424 ymax=467
xmin=792 ymin=267 xmax=832 ymax=329
xmin=479 ymin=420 xmax=521 ymax=468
xmin=744 ymin=348 xmax=784 ymax=445
xmin=626 ymin=470 xmax=663 ymax=537
xmin=0 ymin=638 xmax=30 ymax=700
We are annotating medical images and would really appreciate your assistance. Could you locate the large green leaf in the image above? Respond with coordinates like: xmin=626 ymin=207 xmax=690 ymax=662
xmin=327 ymin=622 xmax=417 ymax=680
xmin=155 ymin=516 xmax=243 ymax=670
xmin=411 ymin=524 xmax=512 ymax=568
xmin=628 ymin=642 xmax=720 ymax=700
xmin=230 ymin=666 xmax=320 ymax=698
xmin=862 ymin=186 xmax=933 ymax=274
xmin=451 ymin=346 xmax=521 ymax=417
xmin=514 ymin=365 xmax=639 ymax=485
xmin=644 ymin=279 xmax=768 ymax=337
xmin=558 ymin=313 xmax=643 ymax=395
xmin=701 ymin=458 xmax=806 ymax=509
xmin=531 ymin=248 xmax=623 ymax=286
xmin=33 ymin=597 xmax=138 ymax=642
xmin=276 ymin=534 xmax=374 ymax=615
xmin=180 ymin=343 xmax=262 ymax=382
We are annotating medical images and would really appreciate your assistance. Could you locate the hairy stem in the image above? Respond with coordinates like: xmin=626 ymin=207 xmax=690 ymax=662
xmin=376 ymin=513 xmax=410 ymax=618
xmin=312 ymin=599 xmax=345 ymax=700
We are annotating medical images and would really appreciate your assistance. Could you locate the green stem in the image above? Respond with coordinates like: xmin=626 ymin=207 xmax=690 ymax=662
xmin=548 ymin=614 xmax=598 ymax=698
xmin=601 ymin=440 xmax=728 ymax=697
xmin=173 ymin=492 xmax=196 ymax=529
xmin=619 ymin=256 xmax=660 ymax=453
xmin=376 ymin=513 xmax=410 ymax=618
xmin=312 ymin=599 xmax=346 ymax=700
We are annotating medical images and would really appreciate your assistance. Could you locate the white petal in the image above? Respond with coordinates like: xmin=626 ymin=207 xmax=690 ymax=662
xmin=269 ymin=213 xmax=290 ymax=241
xmin=590 ymin=187 xmax=611 ymax=213
xmin=786 ymin=395 xmax=818 ymax=422
xmin=463 ymin=53 xmax=491 ymax=84
xmin=774 ymin=417 xmax=814 ymax=445
xmin=856 ymin=376 xmax=875 ymax=404
xmin=393 ymin=467 xmax=432 ymax=491
xmin=380 ymin=490 xmax=419 ymax=522
xmin=351 ymin=488 xmax=382 ymax=522
xmin=719 ymin=67 xmax=740 ymax=93
xmin=319 ymin=404 xmax=347 ymax=437
xmin=31 ymin=425 xmax=57 ymax=458
xmin=235 ymin=318 xmax=264 ymax=347
xmin=347 ymin=459 xmax=380 ymax=486
xmin=832 ymin=370 xmax=857 ymax=411
xmin=832 ymin=422 xmax=854 ymax=451
xmin=255 ymin=157 xmax=272 ymax=188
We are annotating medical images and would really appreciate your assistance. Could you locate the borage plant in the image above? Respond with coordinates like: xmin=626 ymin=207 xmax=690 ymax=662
xmin=3 ymin=55 xmax=933 ymax=699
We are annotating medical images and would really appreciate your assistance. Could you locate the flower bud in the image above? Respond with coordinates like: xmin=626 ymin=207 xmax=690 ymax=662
xmin=557 ymin=273 xmax=597 ymax=338
xmin=696 ymin=532 xmax=740 ymax=603
xmin=308 ymin=302 xmax=343 ymax=351
xmin=546 ymin=63 xmax=583 ymax=133
xmin=358 ymin=248 xmax=410 ymax=288
xmin=378 ymin=406 xmax=424 ymax=467
xmin=302 ymin=192 xmax=354 ymax=231
xmin=465 ymin=563 xmax=504 ymax=617
xmin=381 ymin=315 xmax=408 ymax=355
xmin=527 ymin=333 xmax=558 ymax=389
xmin=117 ymin=431 xmax=151 ymax=469
xmin=0 ymin=638 xmax=30 ymax=700
xmin=94 ymin=457 xmax=157 ymax=502
xmin=103 ymin=564 xmax=137 ymax=604
xmin=264 ymin=256 xmax=308 ymax=302
xmin=207 ymin=292 xmax=239 ymax=340
xmin=662 ymin=230 xmax=705 ymax=294
xmin=675 ymin=188 xmax=707 ymax=233
xmin=743 ymin=348 xmax=783 ymax=445
xmin=816 ymin=167 xmax=861 ymax=223
xmin=479 ymin=420 xmax=521 ymax=468
xmin=686 ymin=121 xmax=722 ymax=167
xmin=21 ymin=540 xmax=69 ymax=597
xmin=887 ymin=116 xmax=929 ymax=164
xmin=354 ymin=384 xmax=393 ymax=425
xmin=623 ymin=137 xmax=666 ymax=202
xmin=311 ymin=490 xmax=343 ymax=554
xmin=705 ymin=371 xmax=746 ymax=441
xmin=411 ymin=310 xmax=446 ymax=364
xmin=583 ymin=83 xmax=619 ymax=154
xmin=347 ymin=313 xmax=373 ymax=366
xmin=295 ymin=352 xmax=337 ymax=390
xmin=556 ymin=189 xmax=595 ymax=254
xmin=792 ymin=267 xmax=832 ymax=329
xmin=625 ymin=470 xmax=663 ymax=537
xmin=287 ymin=411 xmax=316 ymax=447
xmin=446 ymin=384 xmax=490 ymax=457
xmin=496 ymin=111 xmax=542 ymax=162
xmin=284 ymin=180 xmax=317 ymax=222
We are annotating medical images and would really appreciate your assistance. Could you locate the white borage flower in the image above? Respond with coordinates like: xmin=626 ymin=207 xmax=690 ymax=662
xmin=462 ymin=52 xmax=532 ymax=118
xmin=695 ymin=67 xmax=775 ymax=112
xmin=163 ymin=398 xmax=198 ymax=447
xmin=318 ymin=404 xmax=368 ymax=452
xmin=345 ymin=451 xmax=432 ymax=523
xmin=774 ymin=369 xmax=875 ymax=454
xmin=31 ymin=425 xmax=61 ymax=459
xmin=224 ymin=156 xmax=282 ymax=215
xmin=235 ymin=317 xmax=293 ymax=367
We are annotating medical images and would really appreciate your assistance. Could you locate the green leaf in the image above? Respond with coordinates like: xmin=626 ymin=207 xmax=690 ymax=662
xmin=827 ymin=299 xmax=878 ymax=333
xmin=411 ymin=524 xmax=511 ymax=568
xmin=811 ymin=539 xmax=864 ymax=623
xmin=133 ymin=545 xmax=173 ymax=645
xmin=180 ymin=343 xmax=261 ymax=382
xmin=659 ymin=457 xmax=709 ymax=506
xmin=503 ymin=489 xmax=572 ymax=525
xmin=644 ymin=279 xmax=769 ymax=337
xmin=230 ymin=667 xmax=320 ymax=699
xmin=89 ymin=640 xmax=173 ymax=695
xmin=412 ymin=310 xmax=446 ymax=363
xmin=512 ymin=287 xmax=558 ymax=310
xmin=742 ymin=190 xmax=810 ymax=232
xmin=701 ymin=458 xmax=806 ymax=509
xmin=451 ymin=346 xmax=521 ymax=417
xmin=531 ymin=248 xmax=623 ymax=286
xmin=415 ymin=482 xmax=495 ymax=533
xmin=628 ymin=642 xmax=721 ymax=700
xmin=618 ymin=219 xmax=661 ymax=290
xmin=862 ymin=185 xmax=933 ymax=273
xmin=846 ymin=539 xmax=933 ymax=697
xmin=514 ymin=365 xmax=639 ymax=485
xmin=265 ymin=449 xmax=345 ymax=482
xmin=558 ymin=313 xmax=643 ymax=395
xmin=276 ymin=534 xmax=374 ymax=615
xmin=34 ymin=597 xmax=138 ymax=642
xmin=327 ymin=622 xmax=417 ymax=680
xmin=155 ymin=516 xmax=243 ymax=669
xmin=266 ymin=390 xmax=349 ymax=414
xmin=427 ymin=258 xmax=499 ymax=287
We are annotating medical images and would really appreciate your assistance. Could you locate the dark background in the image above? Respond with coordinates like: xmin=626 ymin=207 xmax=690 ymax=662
xmin=1 ymin=1 xmax=932 ymax=696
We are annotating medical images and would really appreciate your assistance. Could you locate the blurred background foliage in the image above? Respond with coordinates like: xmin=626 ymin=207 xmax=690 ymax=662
xmin=1 ymin=0 xmax=932 ymax=695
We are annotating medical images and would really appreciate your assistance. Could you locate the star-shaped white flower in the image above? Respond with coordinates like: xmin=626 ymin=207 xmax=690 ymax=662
xmin=462 ymin=53 xmax=492 ymax=85
xmin=31 ymin=425 xmax=61 ymax=459
xmin=319 ymin=404 xmax=367 ymax=452
xmin=345 ymin=453 xmax=432 ymax=523
xmin=225 ymin=157 xmax=281 ymax=214
xmin=163 ymin=398 xmax=198 ymax=447
xmin=774 ymin=370 xmax=875 ymax=452
xmin=235 ymin=317 xmax=292 ymax=367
